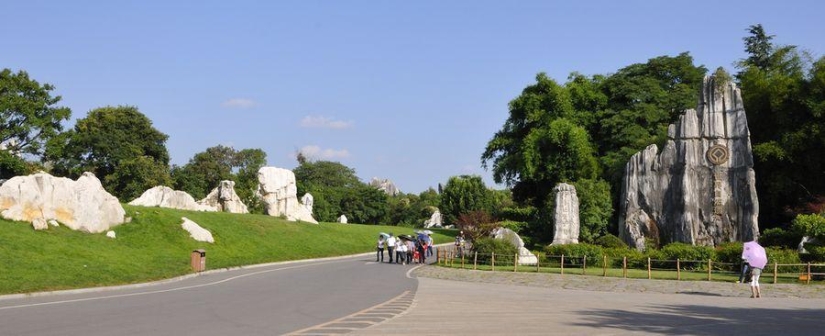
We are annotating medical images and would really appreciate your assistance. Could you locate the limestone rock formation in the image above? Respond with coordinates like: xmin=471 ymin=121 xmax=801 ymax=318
xmin=551 ymin=183 xmax=580 ymax=245
xmin=492 ymin=227 xmax=538 ymax=265
xmin=424 ymin=209 xmax=443 ymax=228
xmin=130 ymin=186 xmax=216 ymax=212
xmin=618 ymin=75 xmax=759 ymax=250
xmin=301 ymin=193 xmax=314 ymax=215
xmin=369 ymin=177 xmax=401 ymax=196
xmin=106 ymin=230 xmax=116 ymax=239
xmin=256 ymin=167 xmax=318 ymax=224
xmin=338 ymin=214 xmax=348 ymax=223
xmin=0 ymin=172 xmax=126 ymax=233
xmin=197 ymin=180 xmax=248 ymax=214
xmin=181 ymin=217 xmax=214 ymax=243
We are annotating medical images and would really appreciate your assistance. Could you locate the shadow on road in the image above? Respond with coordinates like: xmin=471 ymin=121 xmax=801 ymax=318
xmin=572 ymin=304 xmax=824 ymax=335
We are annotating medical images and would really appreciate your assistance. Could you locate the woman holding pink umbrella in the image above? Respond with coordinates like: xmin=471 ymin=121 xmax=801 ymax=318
xmin=742 ymin=240 xmax=768 ymax=298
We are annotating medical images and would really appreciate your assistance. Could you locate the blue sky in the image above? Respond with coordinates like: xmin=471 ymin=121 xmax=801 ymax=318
xmin=3 ymin=1 xmax=823 ymax=194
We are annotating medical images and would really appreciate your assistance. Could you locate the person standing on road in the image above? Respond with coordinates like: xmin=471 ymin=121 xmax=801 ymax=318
xmin=455 ymin=231 xmax=466 ymax=257
xmin=737 ymin=258 xmax=751 ymax=284
xmin=376 ymin=235 xmax=385 ymax=262
xmin=386 ymin=233 xmax=397 ymax=263
xmin=406 ymin=239 xmax=415 ymax=264
xmin=397 ymin=239 xmax=407 ymax=265
xmin=426 ymin=234 xmax=434 ymax=257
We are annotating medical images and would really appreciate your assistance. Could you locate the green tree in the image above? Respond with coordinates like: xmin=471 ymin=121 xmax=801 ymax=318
xmin=293 ymin=160 xmax=363 ymax=222
xmin=736 ymin=25 xmax=825 ymax=226
xmin=340 ymin=184 xmax=389 ymax=224
xmin=171 ymin=146 xmax=266 ymax=211
xmin=0 ymin=69 xmax=71 ymax=157
xmin=440 ymin=175 xmax=493 ymax=225
xmin=482 ymin=73 xmax=599 ymax=208
xmin=106 ymin=155 xmax=172 ymax=201
xmin=46 ymin=105 xmax=170 ymax=199
xmin=571 ymin=178 xmax=613 ymax=243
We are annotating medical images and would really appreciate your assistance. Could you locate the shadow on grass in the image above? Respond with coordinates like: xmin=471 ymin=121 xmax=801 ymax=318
xmin=572 ymin=304 xmax=824 ymax=335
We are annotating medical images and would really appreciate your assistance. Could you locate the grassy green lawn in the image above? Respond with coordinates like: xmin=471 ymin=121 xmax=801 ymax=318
xmin=0 ymin=205 xmax=454 ymax=295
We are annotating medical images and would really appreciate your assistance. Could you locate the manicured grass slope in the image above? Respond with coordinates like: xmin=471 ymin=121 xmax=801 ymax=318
xmin=0 ymin=205 xmax=452 ymax=295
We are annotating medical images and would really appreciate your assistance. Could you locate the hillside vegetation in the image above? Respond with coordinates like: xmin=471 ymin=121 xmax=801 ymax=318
xmin=0 ymin=205 xmax=453 ymax=295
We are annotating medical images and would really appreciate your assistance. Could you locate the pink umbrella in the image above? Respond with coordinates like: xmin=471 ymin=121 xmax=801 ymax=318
xmin=742 ymin=241 xmax=768 ymax=269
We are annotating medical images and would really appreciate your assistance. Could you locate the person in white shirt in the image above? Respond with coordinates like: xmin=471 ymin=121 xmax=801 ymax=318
xmin=386 ymin=233 xmax=397 ymax=263
xmin=397 ymin=239 xmax=408 ymax=264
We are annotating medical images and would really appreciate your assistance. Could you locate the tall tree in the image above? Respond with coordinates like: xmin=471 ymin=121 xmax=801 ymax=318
xmin=736 ymin=25 xmax=825 ymax=226
xmin=171 ymin=145 xmax=266 ymax=210
xmin=46 ymin=105 xmax=170 ymax=199
xmin=0 ymin=69 xmax=71 ymax=157
xmin=440 ymin=175 xmax=493 ymax=226
xmin=293 ymin=160 xmax=363 ymax=222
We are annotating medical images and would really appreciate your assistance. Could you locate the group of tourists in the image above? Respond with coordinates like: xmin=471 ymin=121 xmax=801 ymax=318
xmin=376 ymin=232 xmax=433 ymax=265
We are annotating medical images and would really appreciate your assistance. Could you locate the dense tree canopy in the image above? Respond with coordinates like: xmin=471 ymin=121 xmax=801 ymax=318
xmin=0 ymin=69 xmax=71 ymax=157
xmin=736 ymin=24 xmax=825 ymax=226
xmin=171 ymin=145 xmax=266 ymax=210
xmin=294 ymin=160 xmax=364 ymax=222
xmin=440 ymin=175 xmax=493 ymax=225
xmin=45 ymin=105 xmax=170 ymax=199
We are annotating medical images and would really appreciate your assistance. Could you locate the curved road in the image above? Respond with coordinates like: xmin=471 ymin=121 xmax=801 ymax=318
xmin=0 ymin=253 xmax=420 ymax=335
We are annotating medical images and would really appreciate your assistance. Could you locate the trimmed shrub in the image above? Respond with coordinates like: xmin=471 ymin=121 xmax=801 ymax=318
xmin=659 ymin=242 xmax=715 ymax=261
xmin=473 ymin=237 xmax=518 ymax=264
xmin=594 ymin=234 xmax=627 ymax=248
xmin=759 ymin=227 xmax=803 ymax=249
xmin=544 ymin=243 xmax=604 ymax=259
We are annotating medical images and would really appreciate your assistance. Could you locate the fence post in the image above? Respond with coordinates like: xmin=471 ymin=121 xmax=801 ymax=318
xmin=492 ymin=252 xmax=495 ymax=272
xmin=603 ymin=255 xmax=607 ymax=277
xmin=561 ymin=255 xmax=565 ymax=275
xmin=623 ymin=257 xmax=627 ymax=278
xmin=474 ymin=251 xmax=478 ymax=270
xmin=461 ymin=252 xmax=465 ymax=269
xmin=514 ymin=253 xmax=518 ymax=272
xmin=677 ymin=259 xmax=681 ymax=281
xmin=536 ymin=252 xmax=540 ymax=273
xmin=647 ymin=257 xmax=651 ymax=279
xmin=807 ymin=262 xmax=812 ymax=285
xmin=583 ymin=255 xmax=587 ymax=275
xmin=707 ymin=259 xmax=712 ymax=281
xmin=773 ymin=262 xmax=778 ymax=284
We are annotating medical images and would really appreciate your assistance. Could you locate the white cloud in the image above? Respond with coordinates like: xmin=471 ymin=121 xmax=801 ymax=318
xmin=300 ymin=116 xmax=353 ymax=129
xmin=300 ymin=145 xmax=351 ymax=160
xmin=221 ymin=98 xmax=256 ymax=109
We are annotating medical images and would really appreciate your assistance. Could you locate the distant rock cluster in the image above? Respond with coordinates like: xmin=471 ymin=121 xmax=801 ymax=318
xmin=370 ymin=177 xmax=400 ymax=196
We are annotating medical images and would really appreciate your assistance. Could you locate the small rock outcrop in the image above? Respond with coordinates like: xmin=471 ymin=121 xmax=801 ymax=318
xmin=618 ymin=75 xmax=759 ymax=250
xmin=338 ymin=215 xmax=348 ymax=223
xmin=369 ymin=177 xmax=401 ymax=196
xmin=0 ymin=172 xmax=126 ymax=233
xmin=130 ymin=186 xmax=216 ymax=212
xmin=424 ymin=209 xmax=443 ymax=228
xmin=181 ymin=217 xmax=214 ymax=243
xmin=256 ymin=167 xmax=318 ymax=224
xmin=301 ymin=193 xmax=314 ymax=215
xmin=551 ymin=183 xmax=580 ymax=245
xmin=197 ymin=180 xmax=248 ymax=214
xmin=492 ymin=227 xmax=538 ymax=265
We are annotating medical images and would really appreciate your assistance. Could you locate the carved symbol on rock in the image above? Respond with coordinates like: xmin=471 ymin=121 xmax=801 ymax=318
xmin=706 ymin=145 xmax=729 ymax=165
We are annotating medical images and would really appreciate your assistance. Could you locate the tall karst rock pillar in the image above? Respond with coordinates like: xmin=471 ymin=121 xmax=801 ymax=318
xmin=618 ymin=75 xmax=759 ymax=250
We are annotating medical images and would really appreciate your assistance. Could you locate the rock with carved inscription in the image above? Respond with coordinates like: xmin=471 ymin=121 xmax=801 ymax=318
xmin=551 ymin=183 xmax=580 ymax=245
xmin=618 ymin=75 xmax=759 ymax=250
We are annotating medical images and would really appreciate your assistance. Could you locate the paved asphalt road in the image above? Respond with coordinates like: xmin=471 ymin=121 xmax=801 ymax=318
xmin=0 ymin=253 xmax=419 ymax=336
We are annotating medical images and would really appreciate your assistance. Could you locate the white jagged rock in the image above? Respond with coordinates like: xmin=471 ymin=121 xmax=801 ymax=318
xmin=129 ymin=186 xmax=217 ymax=212
xmin=256 ymin=167 xmax=318 ymax=224
xmin=181 ymin=217 xmax=214 ymax=243
xmin=551 ymin=183 xmax=580 ymax=245
xmin=423 ymin=209 xmax=443 ymax=228
xmin=0 ymin=172 xmax=126 ymax=233
xmin=492 ymin=227 xmax=538 ymax=265
xmin=338 ymin=214 xmax=348 ymax=223
xmin=198 ymin=180 xmax=248 ymax=214
xmin=301 ymin=193 xmax=314 ymax=215
xmin=106 ymin=230 xmax=116 ymax=239
xmin=618 ymin=75 xmax=759 ymax=250
xmin=369 ymin=177 xmax=401 ymax=196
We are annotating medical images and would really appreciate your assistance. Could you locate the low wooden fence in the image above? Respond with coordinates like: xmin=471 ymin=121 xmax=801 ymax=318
xmin=436 ymin=247 xmax=825 ymax=285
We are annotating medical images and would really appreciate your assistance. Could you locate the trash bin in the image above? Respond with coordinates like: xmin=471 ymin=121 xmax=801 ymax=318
xmin=191 ymin=249 xmax=206 ymax=272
